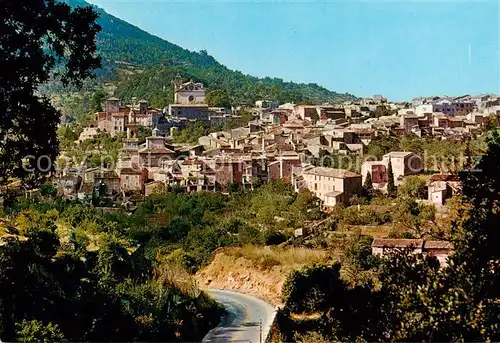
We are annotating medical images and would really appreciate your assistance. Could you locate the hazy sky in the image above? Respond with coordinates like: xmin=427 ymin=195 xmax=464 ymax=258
xmin=87 ymin=0 xmax=499 ymax=101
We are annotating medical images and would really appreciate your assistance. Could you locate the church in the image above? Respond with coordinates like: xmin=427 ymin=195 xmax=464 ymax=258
xmin=173 ymin=78 xmax=206 ymax=104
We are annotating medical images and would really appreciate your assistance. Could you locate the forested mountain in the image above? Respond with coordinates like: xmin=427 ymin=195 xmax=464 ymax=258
xmin=62 ymin=0 xmax=358 ymax=106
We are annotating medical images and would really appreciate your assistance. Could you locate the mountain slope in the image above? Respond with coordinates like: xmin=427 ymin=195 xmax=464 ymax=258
xmin=63 ymin=0 xmax=358 ymax=106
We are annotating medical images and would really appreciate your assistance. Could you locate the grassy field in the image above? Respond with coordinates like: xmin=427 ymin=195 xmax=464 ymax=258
xmin=225 ymin=245 xmax=328 ymax=270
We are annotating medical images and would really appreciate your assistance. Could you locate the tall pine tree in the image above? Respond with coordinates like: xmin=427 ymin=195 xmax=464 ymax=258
xmin=387 ymin=159 xmax=396 ymax=197
xmin=362 ymin=172 xmax=373 ymax=199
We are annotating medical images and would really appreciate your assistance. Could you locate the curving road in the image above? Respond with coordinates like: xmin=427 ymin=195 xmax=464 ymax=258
xmin=203 ymin=289 xmax=276 ymax=343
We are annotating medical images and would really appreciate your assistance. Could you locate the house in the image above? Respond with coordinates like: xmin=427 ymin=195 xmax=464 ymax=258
xmin=382 ymin=152 xmax=422 ymax=185
xmin=168 ymin=104 xmax=210 ymax=123
xmin=52 ymin=175 xmax=82 ymax=200
xmin=267 ymin=152 xmax=301 ymax=183
xmin=138 ymin=129 xmax=176 ymax=170
xmin=94 ymin=171 xmax=121 ymax=195
xmin=269 ymin=109 xmax=289 ymax=125
xmin=400 ymin=115 xmax=420 ymax=134
xmin=79 ymin=127 xmax=99 ymax=142
xmin=119 ymin=167 xmax=147 ymax=194
xmin=361 ymin=161 xmax=387 ymax=190
xmin=371 ymin=238 xmax=451 ymax=266
xmin=428 ymin=174 xmax=461 ymax=205
xmin=295 ymin=167 xmax=362 ymax=207
xmin=362 ymin=152 xmax=422 ymax=190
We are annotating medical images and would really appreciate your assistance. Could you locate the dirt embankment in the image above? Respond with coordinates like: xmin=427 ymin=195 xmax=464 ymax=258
xmin=195 ymin=246 xmax=327 ymax=306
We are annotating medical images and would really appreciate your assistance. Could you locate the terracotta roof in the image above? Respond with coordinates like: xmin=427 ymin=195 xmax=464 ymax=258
xmin=383 ymin=151 xmax=416 ymax=158
xmin=424 ymin=241 xmax=452 ymax=249
xmin=138 ymin=147 xmax=175 ymax=154
xmin=120 ymin=168 xmax=143 ymax=175
xmin=429 ymin=174 xmax=461 ymax=182
xmin=372 ymin=238 xmax=424 ymax=248
xmin=302 ymin=167 xmax=360 ymax=179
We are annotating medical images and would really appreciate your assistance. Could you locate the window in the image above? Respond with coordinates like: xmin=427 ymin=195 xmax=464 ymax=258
xmin=314 ymin=183 xmax=317 ymax=190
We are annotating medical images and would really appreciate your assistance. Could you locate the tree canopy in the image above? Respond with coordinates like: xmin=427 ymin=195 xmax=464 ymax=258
xmin=1 ymin=0 xmax=101 ymax=187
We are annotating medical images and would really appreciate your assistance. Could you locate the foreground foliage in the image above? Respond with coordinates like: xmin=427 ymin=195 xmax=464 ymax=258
xmin=0 ymin=209 xmax=222 ymax=341
xmin=1 ymin=0 xmax=100 ymax=187
xmin=277 ymin=129 xmax=500 ymax=342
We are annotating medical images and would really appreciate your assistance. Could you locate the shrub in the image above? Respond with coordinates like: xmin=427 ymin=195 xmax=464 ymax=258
xmin=263 ymin=229 xmax=288 ymax=245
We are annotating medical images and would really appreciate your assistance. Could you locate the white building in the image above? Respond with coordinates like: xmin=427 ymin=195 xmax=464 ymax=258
xmin=173 ymin=80 xmax=206 ymax=105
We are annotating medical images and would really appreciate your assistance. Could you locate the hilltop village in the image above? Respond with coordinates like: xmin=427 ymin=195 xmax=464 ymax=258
xmin=5 ymin=1 xmax=500 ymax=342
xmin=55 ymin=78 xmax=498 ymax=211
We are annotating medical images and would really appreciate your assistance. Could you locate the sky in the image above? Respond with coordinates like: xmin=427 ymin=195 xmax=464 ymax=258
xmin=87 ymin=0 xmax=499 ymax=101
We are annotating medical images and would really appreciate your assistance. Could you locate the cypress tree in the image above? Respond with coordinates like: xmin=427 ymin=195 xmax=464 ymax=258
xmin=362 ymin=171 xmax=373 ymax=199
xmin=387 ymin=159 xmax=396 ymax=197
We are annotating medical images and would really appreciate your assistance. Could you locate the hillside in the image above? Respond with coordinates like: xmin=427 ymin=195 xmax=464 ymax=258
xmin=62 ymin=0 xmax=358 ymax=106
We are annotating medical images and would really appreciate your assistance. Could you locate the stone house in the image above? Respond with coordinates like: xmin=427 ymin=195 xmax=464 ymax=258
xmin=382 ymin=152 xmax=422 ymax=185
xmin=362 ymin=152 xmax=422 ymax=189
xmin=267 ymin=152 xmax=301 ymax=183
xmin=371 ymin=238 xmax=452 ymax=266
xmin=119 ymin=168 xmax=147 ymax=194
xmin=428 ymin=174 xmax=461 ymax=205
xmin=79 ymin=127 xmax=99 ymax=142
xmin=168 ymin=104 xmax=210 ymax=123
xmin=52 ymin=175 xmax=81 ymax=200
xmin=361 ymin=161 xmax=388 ymax=191
xmin=400 ymin=115 xmax=419 ymax=134
xmin=295 ymin=167 xmax=362 ymax=207
xmin=94 ymin=171 xmax=121 ymax=195
xmin=138 ymin=133 xmax=176 ymax=169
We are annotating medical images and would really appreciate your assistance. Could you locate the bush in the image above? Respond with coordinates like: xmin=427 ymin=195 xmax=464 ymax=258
xmin=281 ymin=263 xmax=345 ymax=313
xmin=263 ymin=229 xmax=288 ymax=245
xmin=16 ymin=320 xmax=65 ymax=343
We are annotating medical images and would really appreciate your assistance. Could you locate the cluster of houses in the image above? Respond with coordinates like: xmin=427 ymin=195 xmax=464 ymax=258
xmin=373 ymin=95 xmax=499 ymax=139
xmin=51 ymin=87 xmax=500 ymax=267
xmin=77 ymin=76 xmax=242 ymax=143
xmin=54 ymin=79 xmax=499 ymax=209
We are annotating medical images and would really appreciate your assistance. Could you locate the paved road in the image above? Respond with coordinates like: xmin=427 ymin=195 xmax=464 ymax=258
xmin=202 ymin=289 xmax=276 ymax=343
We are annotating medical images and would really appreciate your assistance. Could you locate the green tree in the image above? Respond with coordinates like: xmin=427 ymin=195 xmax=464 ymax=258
xmin=398 ymin=175 xmax=426 ymax=199
xmin=1 ymin=0 xmax=100 ymax=188
xmin=16 ymin=320 xmax=65 ymax=343
xmin=387 ymin=159 xmax=396 ymax=197
xmin=90 ymin=88 xmax=107 ymax=113
xmin=362 ymin=172 xmax=373 ymax=199
xmin=206 ymin=89 xmax=231 ymax=108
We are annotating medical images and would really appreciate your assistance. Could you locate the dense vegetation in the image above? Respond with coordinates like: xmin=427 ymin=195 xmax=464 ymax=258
xmin=365 ymin=134 xmax=486 ymax=172
xmin=0 ymin=180 xmax=324 ymax=341
xmin=274 ymin=129 xmax=500 ymax=342
xmin=1 ymin=0 xmax=100 ymax=187
xmin=61 ymin=0 xmax=358 ymax=107
xmin=0 ymin=205 xmax=222 ymax=341
xmin=114 ymin=63 xmax=358 ymax=108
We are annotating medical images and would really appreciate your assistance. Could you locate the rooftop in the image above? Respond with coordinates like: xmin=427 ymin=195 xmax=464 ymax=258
xmin=170 ymin=104 xmax=209 ymax=108
xmin=372 ymin=238 xmax=424 ymax=248
xmin=429 ymin=174 xmax=461 ymax=182
xmin=383 ymin=151 xmax=415 ymax=158
xmin=423 ymin=241 xmax=452 ymax=249
xmin=302 ymin=167 xmax=360 ymax=179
